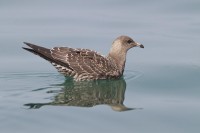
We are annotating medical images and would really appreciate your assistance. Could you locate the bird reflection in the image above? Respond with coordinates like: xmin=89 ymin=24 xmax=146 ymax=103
xmin=25 ymin=78 xmax=133 ymax=112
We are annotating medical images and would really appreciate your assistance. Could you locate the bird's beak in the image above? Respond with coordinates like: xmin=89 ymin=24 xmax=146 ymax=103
xmin=136 ymin=42 xmax=144 ymax=48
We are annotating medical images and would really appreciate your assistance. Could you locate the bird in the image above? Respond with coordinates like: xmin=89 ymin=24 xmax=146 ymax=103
xmin=22 ymin=35 xmax=144 ymax=81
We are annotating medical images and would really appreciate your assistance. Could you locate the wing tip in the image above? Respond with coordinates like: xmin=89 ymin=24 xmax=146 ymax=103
xmin=23 ymin=42 xmax=28 ymax=44
xmin=22 ymin=47 xmax=30 ymax=50
xmin=23 ymin=42 xmax=34 ymax=48
xmin=22 ymin=42 xmax=34 ymax=51
xmin=22 ymin=46 xmax=35 ymax=53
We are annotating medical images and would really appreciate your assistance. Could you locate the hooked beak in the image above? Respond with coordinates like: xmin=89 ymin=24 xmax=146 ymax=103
xmin=136 ymin=42 xmax=144 ymax=48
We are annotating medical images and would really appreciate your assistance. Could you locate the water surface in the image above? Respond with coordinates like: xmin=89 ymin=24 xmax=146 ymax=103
xmin=0 ymin=0 xmax=200 ymax=133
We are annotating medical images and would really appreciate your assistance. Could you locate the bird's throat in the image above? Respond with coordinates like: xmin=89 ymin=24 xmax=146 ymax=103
xmin=108 ymin=52 xmax=126 ymax=75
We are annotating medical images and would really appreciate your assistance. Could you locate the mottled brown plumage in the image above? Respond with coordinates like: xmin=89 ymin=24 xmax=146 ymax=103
xmin=22 ymin=35 xmax=144 ymax=81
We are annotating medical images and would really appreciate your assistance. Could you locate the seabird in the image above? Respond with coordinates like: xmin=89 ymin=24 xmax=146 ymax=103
xmin=22 ymin=35 xmax=144 ymax=81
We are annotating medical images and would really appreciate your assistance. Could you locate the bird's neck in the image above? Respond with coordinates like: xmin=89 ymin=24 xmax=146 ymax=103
xmin=108 ymin=48 xmax=127 ymax=74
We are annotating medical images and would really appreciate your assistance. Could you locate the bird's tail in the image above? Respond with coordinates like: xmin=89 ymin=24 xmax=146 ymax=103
xmin=22 ymin=42 xmax=72 ymax=70
xmin=22 ymin=42 xmax=53 ymax=62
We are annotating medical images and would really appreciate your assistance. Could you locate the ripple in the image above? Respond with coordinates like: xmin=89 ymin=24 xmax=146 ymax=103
xmin=123 ymin=70 xmax=143 ymax=82
xmin=0 ymin=72 xmax=60 ymax=78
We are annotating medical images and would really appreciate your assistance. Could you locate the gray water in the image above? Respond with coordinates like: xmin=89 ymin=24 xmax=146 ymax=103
xmin=0 ymin=0 xmax=200 ymax=133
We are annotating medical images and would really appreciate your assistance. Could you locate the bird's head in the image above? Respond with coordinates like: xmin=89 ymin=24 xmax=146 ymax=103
xmin=112 ymin=35 xmax=144 ymax=52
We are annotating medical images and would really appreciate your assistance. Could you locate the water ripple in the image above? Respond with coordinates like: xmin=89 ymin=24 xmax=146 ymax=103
xmin=123 ymin=70 xmax=143 ymax=82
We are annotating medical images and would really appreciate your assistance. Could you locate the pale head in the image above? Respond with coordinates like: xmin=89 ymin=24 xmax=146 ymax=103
xmin=112 ymin=35 xmax=144 ymax=52
xmin=108 ymin=35 xmax=144 ymax=75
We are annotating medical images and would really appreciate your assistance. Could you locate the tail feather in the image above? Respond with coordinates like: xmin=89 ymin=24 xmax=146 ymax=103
xmin=23 ymin=42 xmax=51 ymax=55
xmin=23 ymin=42 xmax=53 ymax=62
xmin=22 ymin=42 xmax=73 ymax=71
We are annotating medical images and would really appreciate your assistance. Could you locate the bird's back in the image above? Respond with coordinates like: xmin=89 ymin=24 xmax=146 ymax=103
xmin=23 ymin=43 xmax=121 ymax=81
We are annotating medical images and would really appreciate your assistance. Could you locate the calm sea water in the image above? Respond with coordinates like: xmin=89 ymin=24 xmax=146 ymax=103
xmin=0 ymin=0 xmax=200 ymax=133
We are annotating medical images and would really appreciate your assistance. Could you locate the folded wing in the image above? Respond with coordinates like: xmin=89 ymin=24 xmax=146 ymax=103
xmin=51 ymin=47 xmax=119 ymax=80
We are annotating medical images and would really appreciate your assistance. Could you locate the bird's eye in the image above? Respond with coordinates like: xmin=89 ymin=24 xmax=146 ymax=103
xmin=127 ymin=40 xmax=133 ymax=44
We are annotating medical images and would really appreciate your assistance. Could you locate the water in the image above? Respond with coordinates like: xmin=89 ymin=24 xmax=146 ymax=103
xmin=0 ymin=0 xmax=200 ymax=133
